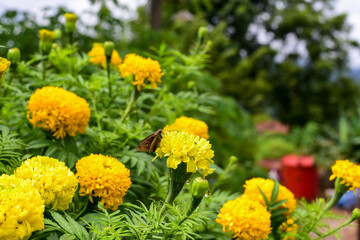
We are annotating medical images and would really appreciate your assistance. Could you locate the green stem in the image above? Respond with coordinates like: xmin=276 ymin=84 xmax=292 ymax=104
xmin=119 ymin=87 xmax=136 ymax=123
xmin=107 ymin=60 xmax=112 ymax=98
xmin=4 ymin=69 xmax=15 ymax=97
xmin=313 ymin=217 xmax=354 ymax=240
xmin=42 ymin=58 xmax=46 ymax=81
xmin=74 ymin=199 xmax=89 ymax=220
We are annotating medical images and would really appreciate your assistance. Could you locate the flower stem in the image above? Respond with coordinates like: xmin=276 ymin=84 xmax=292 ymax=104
xmin=42 ymin=58 xmax=46 ymax=81
xmin=119 ymin=87 xmax=137 ymax=123
xmin=313 ymin=217 xmax=354 ymax=240
xmin=107 ymin=61 xmax=112 ymax=98
xmin=4 ymin=68 xmax=15 ymax=97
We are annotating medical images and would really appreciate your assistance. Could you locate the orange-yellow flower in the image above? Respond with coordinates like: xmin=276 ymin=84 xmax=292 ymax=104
xmin=163 ymin=116 xmax=209 ymax=139
xmin=27 ymin=86 xmax=91 ymax=139
xmin=216 ymin=195 xmax=271 ymax=240
xmin=88 ymin=43 xmax=122 ymax=68
xmin=329 ymin=160 xmax=360 ymax=190
xmin=76 ymin=154 xmax=131 ymax=210
xmin=243 ymin=178 xmax=296 ymax=216
xmin=119 ymin=53 xmax=163 ymax=91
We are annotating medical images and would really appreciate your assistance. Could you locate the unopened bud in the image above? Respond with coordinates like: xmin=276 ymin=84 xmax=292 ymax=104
xmin=351 ymin=208 xmax=360 ymax=221
xmin=104 ymin=41 xmax=115 ymax=57
xmin=7 ymin=48 xmax=20 ymax=64
xmin=64 ymin=13 xmax=77 ymax=33
xmin=39 ymin=29 xmax=55 ymax=54
xmin=54 ymin=29 xmax=62 ymax=39
xmin=187 ymin=81 xmax=196 ymax=89
xmin=191 ymin=177 xmax=209 ymax=198
xmin=197 ymin=26 xmax=208 ymax=40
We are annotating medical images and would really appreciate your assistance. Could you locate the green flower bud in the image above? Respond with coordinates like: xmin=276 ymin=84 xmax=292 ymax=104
xmin=197 ymin=26 xmax=208 ymax=39
xmin=229 ymin=156 xmax=238 ymax=164
xmin=54 ymin=29 xmax=62 ymax=39
xmin=104 ymin=41 xmax=115 ymax=57
xmin=191 ymin=177 xmax=209 ymax=198
xmin=187 ymin=81 xmax=196 ymax=89
xmin=39 ymin=29 xmax=55 ymax=54
xmin=64 ymin=13 xmax=77 ymax=34
xmin=7 ymin=48 xmax=21 ymax=64
xmin=351 ymin=208 xmax=360 ymax=221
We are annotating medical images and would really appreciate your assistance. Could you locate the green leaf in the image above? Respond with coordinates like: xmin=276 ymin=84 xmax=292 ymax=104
xmin=270 ymin=180 xmax=279 ymax=204
xmin=271 ymin=208 xmax=289 ymax=217
xmin=49 ymin=210 xmax=73 ymax=234
xmin=26 ymin=139 xmax=53 ymax=149
xmin=258 ymin=186 xmax=270 ymax=207
xmin=269 ymin=199 xmax=288 ymax=210
xmin=64 ymin=212 xmax=90 ymax=240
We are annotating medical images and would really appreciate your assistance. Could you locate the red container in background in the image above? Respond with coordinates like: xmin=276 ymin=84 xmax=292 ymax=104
xmin=281 ymin=154 xmax=319 ymax=200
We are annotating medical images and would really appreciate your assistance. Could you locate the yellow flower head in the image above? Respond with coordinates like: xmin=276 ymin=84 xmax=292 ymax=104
xmin=329 ymin=160 xmax=360 ymax=190
xmin=15 ymin=156 xmax=78 ymax=210
xmin=155 ymin=131 xmax=214 ymax=176
xmin=64 ymin=13 xmax=77 ymax=22
xmin=243 ymin=178 xmax=296 ymax=216
xmin=0 ymin=57 xmax=11 ymax=80
xmin=163 ymin=116 xmax=209 ymax=139
xmin=27 ymin=86 xmax=91 ymax=139
xmin=0 ymin=175 xmax=44 ymax=240
xmin=119 ymin=53 xmax=164 ymax=91
xmin=76 ymin=154 xmax=132 ymax=210
xmin=38 ymin=29 xmax=55 ymax=42
xmin=216 ymin=195 xmax=271 ymax=240
xmin=279 ymin=218 xmax=298 ymax=240
xmin=88 ymin=43 xmax=122 ymax=68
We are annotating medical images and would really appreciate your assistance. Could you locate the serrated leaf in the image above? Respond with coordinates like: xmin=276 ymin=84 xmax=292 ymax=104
xmin=64 ymin=213 xmax=90 ymax=240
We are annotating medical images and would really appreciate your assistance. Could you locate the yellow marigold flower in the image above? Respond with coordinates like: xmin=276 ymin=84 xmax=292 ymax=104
xmin=279 ymin=218 xmax=298 ymax=240
xmin=329 ymin=160 xmax=360 ymax=190
xmin=38 ymin=29 xmax=55 ymax=42
xmin=88 ymin=43 xmax=122 ymax=68
xmin=76 ymin=154 xmax=131 ymax=210
xmin=0 ymin=57 xmax=11 ymax=79
xmin=163 ymin=116 xmax=209 ymax=139
xmin=15 ymin=156 xmax=78 ymax=210
xmin=0 ymin=175 xmax=44 ymax=239
xmin=119 ymin=53 xmax=163 ymax=91
xmin=216 ymin=195 xmax=271 ymax=240
xmin=243 ymin=178 xmax=296 ymax=216
xmin=64 ymin=13 xmax=77 ymax=22
xmin=27 ymin=86 xmax=91 ymax=139
xmin=155 ymin=131 xmax=214 ymax=176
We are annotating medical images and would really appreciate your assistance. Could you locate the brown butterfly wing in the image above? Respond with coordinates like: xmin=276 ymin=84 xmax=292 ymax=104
xmin=137 ymin=129 xmax=163 ymax=152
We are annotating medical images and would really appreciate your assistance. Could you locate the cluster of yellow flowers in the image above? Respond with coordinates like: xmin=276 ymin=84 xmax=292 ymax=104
xmin=155 ymin=131 xmax=214 ymax=176
xmin=15 ymin=156 xmax=79 ymax=210
xmin=27 ymin=86 xmax=91 ymax=139
xmin=217 ymin=177 xmax=297 ymax=240
xmin=120 ymin=53 xmax=163 ymax=91
xmin=163 ymin=116 xmax=209 ymax=139
xmin=329 ymin=160 xmax=360 ymax=190
xmin=0 ymin=57 xmax=11 ymax=79
xmin=76 ymin=154 xmax=132 ymax=210
xmin=0 ymin=175 xmax=44 ymax=240
xmin=279 ymin=218 xmax=298 ymax=240
xmin=216 ymin=195 xmax=271 ymax=240
xmin=0 ymin=156 xmax=78 ymax=239
xmin=88 ymin=43 xmax=122 ymax=69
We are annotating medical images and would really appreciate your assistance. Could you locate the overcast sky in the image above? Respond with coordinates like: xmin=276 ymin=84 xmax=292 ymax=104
xmin=1 ymin=0 xmax=360 ymax=68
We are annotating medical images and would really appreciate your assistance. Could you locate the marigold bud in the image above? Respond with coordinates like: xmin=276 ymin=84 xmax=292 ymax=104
xmin=38 ymin=29 xmax=55 ymax=54
xmin=7 ymin=48 xmax=20 ymax=64
xmin=104 ymin=41 xmax=115 ymax=57
xmin=54 ymin=29 xmax=62 ymax=39
xmin=64 ymin=13 xmax=77 ymax=33
xmin=351 ymin=208 xmax=360 ymax=221
xmin=197 ymin=26 xmax=208 ymax=39
xmin=191 ymin=177 xmax=209 ymax=198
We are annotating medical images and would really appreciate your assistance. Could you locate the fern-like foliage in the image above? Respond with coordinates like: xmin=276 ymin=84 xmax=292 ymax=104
xmin=0 ymin=126 xmax=27 ymax=174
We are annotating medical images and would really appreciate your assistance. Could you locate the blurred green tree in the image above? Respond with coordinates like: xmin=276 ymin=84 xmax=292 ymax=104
xmin=147 ymin=0 xmax=360 ymax=125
